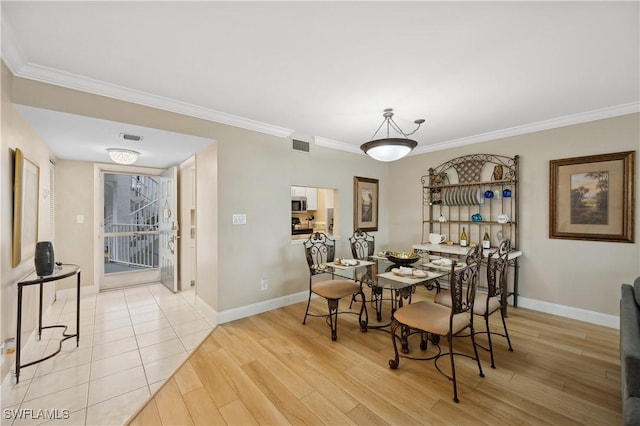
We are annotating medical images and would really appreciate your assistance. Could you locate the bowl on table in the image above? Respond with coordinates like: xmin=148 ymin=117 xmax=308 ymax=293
xmin=387 ymin=251 xmax=421 ymax=266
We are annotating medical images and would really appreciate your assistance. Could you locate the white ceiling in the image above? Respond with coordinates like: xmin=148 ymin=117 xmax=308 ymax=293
xmin=2 ymin=1 xmax=639 ymax=167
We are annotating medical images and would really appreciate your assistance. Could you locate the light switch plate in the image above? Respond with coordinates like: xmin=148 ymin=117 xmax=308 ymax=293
xmin=232 ymin=214 xmax=246 ymax=225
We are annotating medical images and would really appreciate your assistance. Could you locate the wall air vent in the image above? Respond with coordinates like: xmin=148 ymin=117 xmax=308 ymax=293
xmin=120 ymin=133 xmax=144 ymax=142
xmin=292 ymin=139 xmax=310 ymax=153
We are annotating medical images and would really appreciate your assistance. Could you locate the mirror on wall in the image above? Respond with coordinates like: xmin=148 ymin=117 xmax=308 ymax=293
xmin=291 ymin=186 xmax=337 ymax=240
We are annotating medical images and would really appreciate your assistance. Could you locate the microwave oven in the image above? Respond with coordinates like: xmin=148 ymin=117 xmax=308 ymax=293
xmin=291 ymin=196 xmax=307 ymax=213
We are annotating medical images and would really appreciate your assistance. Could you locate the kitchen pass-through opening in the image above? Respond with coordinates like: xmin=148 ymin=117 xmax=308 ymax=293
xmin=291 ymin=186 xmax=338 ymax=241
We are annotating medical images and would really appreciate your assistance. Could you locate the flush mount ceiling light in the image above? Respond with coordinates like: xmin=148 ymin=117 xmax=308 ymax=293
xmin=107 ymin=148 xmax=139 ymax=165
xmin=360 ymin=108 xmax=425 ymax=162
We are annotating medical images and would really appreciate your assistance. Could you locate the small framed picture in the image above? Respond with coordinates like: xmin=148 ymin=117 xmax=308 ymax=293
xmin=549 ymin=151 xmax=634 ymax=242
xmin=354 ymin=176 xmax=378 ymax=232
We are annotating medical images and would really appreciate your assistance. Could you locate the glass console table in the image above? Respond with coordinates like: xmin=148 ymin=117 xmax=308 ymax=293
xmin=15 ymin=264 xmax=81 ymax=382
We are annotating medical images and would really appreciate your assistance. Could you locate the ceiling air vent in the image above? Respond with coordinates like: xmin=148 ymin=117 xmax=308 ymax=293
xmin=292 ymin=139 xmax=310 ymax=153
xmin=120 ymin=133 xmax=143 ymax=142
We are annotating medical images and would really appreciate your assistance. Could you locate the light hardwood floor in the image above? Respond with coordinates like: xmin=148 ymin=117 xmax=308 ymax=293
xmin=128 ymin=288 xmax=621 ymax=425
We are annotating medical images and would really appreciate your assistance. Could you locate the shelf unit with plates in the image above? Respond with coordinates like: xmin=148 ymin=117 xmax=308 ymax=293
xmin=422 ymin=154 xmax=519 ymax=249
xmin=417 ymin=153 xmax=522 ymax=306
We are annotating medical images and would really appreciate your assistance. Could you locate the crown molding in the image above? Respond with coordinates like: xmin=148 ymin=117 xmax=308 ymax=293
xmin=411 ymin=102 xmax=640 ymax=156
xmin=14 ymin=62 xmax=294 ymax=138
xmin=1 ymin=17 xmax=27 ymax=76
xmin=314 ymin=136 xmax=363 ymax=155
xmin=3 ymin=15 xmax=636 ymax=152
xmin=1 ymin=22 xmax=293 ymax=139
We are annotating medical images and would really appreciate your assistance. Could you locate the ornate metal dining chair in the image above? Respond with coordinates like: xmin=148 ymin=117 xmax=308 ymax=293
xmin=434 ymin=239 xmax=513 ymax=368
xmin=349 ymin=229 xmax=375 ymax=260
xmin=348 ymin=230 xmax=382 ymax=318
xmin=303 ymin=232 xmax=367 ymax=341
xmin=388 ymin=244 xmax=484 ymax=403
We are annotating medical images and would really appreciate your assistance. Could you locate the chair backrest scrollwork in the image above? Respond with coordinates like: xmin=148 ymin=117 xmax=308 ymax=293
xmin=449 ymin=244 xmax=483 ymax=315
xmin=349 ymin=229 xmax=375 ymax=260
xmin=303 ymin=232 xmax=336 ymax=275
xmin=487 ymin=239 xmax=510 ymax=298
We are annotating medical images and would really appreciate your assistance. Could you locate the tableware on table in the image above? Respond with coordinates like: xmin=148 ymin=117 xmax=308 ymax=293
xmin=432 ymin=258 xmax=452 ymax=266
xmin=471 ymin=213 xmax=483 ymax=222
xmin=334 ymin=258 xmax=359 ymax=266
xmin=392 ymin=267 xmax=414 ymax=276
xmin=484 ymin=190 xmax=494 ymax=199
xmin=387 ymin=252 xmax=421 ymax=266
xmin=391 ymin=268 xmax=429 ymax=278
xmin=429 ymin=233 xmax=447 ymax=245
xmin=497 ymin=213 xmax=510 ymax=224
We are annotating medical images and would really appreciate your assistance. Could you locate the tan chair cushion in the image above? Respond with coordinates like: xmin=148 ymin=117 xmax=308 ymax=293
xmin=473 ymin=294 xmax=501 ymax=316
xmin=434 ymin=290 xmax=501 ymax=316
xmin=393 ymin=301 xmax=470 ymax=336
xmin=312 ymin=279 xmax=361 ymax=299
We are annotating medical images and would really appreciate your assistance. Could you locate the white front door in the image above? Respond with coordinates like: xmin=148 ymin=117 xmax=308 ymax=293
xmin=159 ymin=166 xmax=178 ymax=293
xmin=101 ymin=173 xmax=161 ymax=290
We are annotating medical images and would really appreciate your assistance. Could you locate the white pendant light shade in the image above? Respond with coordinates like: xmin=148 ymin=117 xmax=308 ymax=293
xmin=360 ymin=108 xmax=425 ymax=162
xmin=360 ymin=138 xmax=418 ymax=162
xmin=107 ymin=148 xmax=139 ymax=165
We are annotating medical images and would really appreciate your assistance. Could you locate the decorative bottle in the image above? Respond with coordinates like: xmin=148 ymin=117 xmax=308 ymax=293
xmin=482 ymin=228 xmax=491 ymax=249
xmin=460 ymin=227 xmax=468 ymax=247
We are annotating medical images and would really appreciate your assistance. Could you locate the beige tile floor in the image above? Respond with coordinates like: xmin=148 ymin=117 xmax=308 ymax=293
xmin=1 ymin=283 xmax=215 ymax=426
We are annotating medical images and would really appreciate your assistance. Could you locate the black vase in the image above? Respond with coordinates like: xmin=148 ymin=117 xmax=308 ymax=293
xmin=34 ymin=241 xmax=55 ymax=276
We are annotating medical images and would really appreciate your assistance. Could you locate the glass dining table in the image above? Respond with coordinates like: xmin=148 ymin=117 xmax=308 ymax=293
xmin=325 ymin=254 xmax=464 ymax=331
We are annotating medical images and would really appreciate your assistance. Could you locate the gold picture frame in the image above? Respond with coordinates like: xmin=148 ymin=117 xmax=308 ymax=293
xmin=12 ymin=148 xmax=40 ymax=266
xmin=354 ymin=176 xmax=379 ymax=232
xmin=549 ymin=151 xmax=634 ymax=242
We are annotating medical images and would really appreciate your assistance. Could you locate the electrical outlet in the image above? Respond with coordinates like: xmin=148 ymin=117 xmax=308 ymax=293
xmin=232 ymin=214 xmax=246 ymax=225
xmin=261 ymin=278 xmax=268 ymax=291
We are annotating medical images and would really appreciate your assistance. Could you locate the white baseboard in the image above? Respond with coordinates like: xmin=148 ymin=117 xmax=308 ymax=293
xmin=215 ymin=291 xmax=312 ymax=324
xmin=213 ymin=292 xmax=619 ymax=330
xmin=56 ymin=285 xmax=97 ymax=301
xmin=56 ymin=283 xmax=619 ymax=330
xmin=517 ymin=297 xmax=619 ymax=329
xmin=192 ymin=294 xmax=218 ymax=327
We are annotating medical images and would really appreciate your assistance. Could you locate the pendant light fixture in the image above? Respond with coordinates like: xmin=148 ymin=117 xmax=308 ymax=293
xmin=360 ymin=108 xmax=425 ymax=162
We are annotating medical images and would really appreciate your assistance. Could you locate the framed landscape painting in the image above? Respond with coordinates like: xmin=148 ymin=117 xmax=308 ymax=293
xmin=12 ymin=148 xmax=40 ymax=266
xmin=354 ymin=176 xmax=378 ymax=232
xmin=549 ymin=151 xmax=634 ymax=242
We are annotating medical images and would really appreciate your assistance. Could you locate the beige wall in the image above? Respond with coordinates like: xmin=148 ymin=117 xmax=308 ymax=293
xmin=6 ymin=65 xmax=638 ymax=325
xmin=389 ymin=113 xmax=640 ymax=316
xmin=211 ymin=125 xmax=389 ymax=311
xmin=1 ymin=63 xmax=56 ymax=378
xmin=9 ymin=74 xmax=389 ymax=314
xmin=54 ymin=160 xmax=94 ymax=289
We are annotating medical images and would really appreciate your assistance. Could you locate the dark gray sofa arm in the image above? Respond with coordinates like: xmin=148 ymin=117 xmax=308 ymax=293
xmin=621 ymin=282 xmax=640 ymax=426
